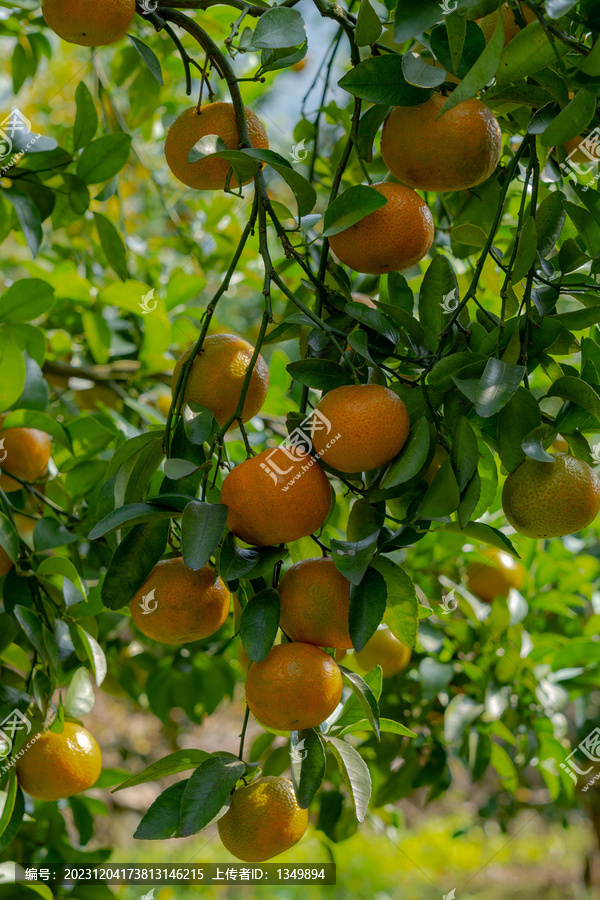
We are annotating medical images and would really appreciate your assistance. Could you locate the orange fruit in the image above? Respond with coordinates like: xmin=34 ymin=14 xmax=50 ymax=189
xmin=220 ymin=448 xmax=331 ymax=547
xmin=171 ymin=334 xmax=269 ymax=428
xmin=291 ymin=58 xmax=308 ymax=72
xmin=0 ymin=425 xmax=51 ymax=493
xmin=311 ymin=384 xmax=410 ymax=474
xmin=164 ymin=102 xmax=269 ymax=191
xmin=0 ymin=544 xmax=13 ymax=577
xmin=381 ymin=94 xmax=502 ymax=193
xmin=562 ymin=134 xmax=597 ymax=165
xmin=354 ymin=625 xmax=411 ymax=677
xmin=278 ymin=556 xmax=352 ymax=649
xmin=467 ymin=548 xmax=525 ymax=603
xmin=502 ymin=453 xmax=600 ymax=539
xmin=218 ymin=777 xmax=308 ymax=861
xmin=479 ymin=3 xmax=537 ymax=46
xmin=328 ymin=182 xmax=434 ymax=275
xmin=245 ymin=642 xmax=343 ymax=731
xmin=129 ymin=558 xmax=230 ymax=644
xmin=16 ymin=722 xmax=102 ymax=801
xmin=41 ymin=0 xmax=134 ymax=46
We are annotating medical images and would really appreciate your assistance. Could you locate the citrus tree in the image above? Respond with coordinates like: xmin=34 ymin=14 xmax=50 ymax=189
xmin=1 ymin=0 xmax=600 ymax=892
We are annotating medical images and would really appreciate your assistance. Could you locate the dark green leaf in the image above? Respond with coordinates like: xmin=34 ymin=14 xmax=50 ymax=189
xmin=541 ymin=91 xmax=596 ymax=147
xmin=181 ymin=500 xmax=228 ymax=570
xmin=535 ymin=191 xmax=565 ymax=257
xmin=338 ymin=55 xmax=433 ymax=106
xmin=451 ymin=417 xmax=478 ymax=492
xmin=180 ymin=756 xmax=245 ymax=836
xmin=0 ymin=278 xmax=55 ymax=324
xmin=381 ymin=416 xmax=430 ymax=488
xmin=322 ymin=185 xmax=387 ymax=238
xmin=77 ymin=133 xmax=132 ymax=185
xmin=331 ymin=531 xmax=379 ymax=586
xmin=251 ymin=7 xmax=306 ymax=48
xmin=13 ymin=605 xmax=45 ymax=658
xmin=418 ymin=457 xmax=460 ymax=518
xmin=521 ymin=424 xmax=555 ymax=462
xmin=440 ymin=12 xmax=503 ymax=111
xmin=349 ymin=567 xmax=387 ymax=652
xmin=402 ymin=51 xmax=446 ymax=88
xmin=286 ymin=359 xmax=352 ymax=390
xmin=73 ymin=81 xmax=98 ymax=151
xmin=325 ymin=736 xmax=371 ymax=822
xmin=419 ymin=254 xmax=459 ymax=352
xmin=240 ymin=588 xmax=280 ymax=661
xmin=127 ymin=34 xmax=164 ymax=85
xmin=291 ymin=729 xmax=326 ymax=808
xmin=134 ymin=781 xmax=187 ymax=840
xmin=355 ymin=0 xmax=382 ymax=46
xmin=5 ymin=192 xmax=43 ymax=257
xmin=89 ymin=502 xmax=175 ymax=539
xmin=496 ymin=21 xmax=569 ymax=85
xmin=0 ymin=514 xmax=19 ymax=565
xmin=93 ymin=212 xmax=128 ymax=281
xmin=497 ymin=386 xmax=541 ymax=472
xmin=114 ymin=750 xmax=210 ymax=792
xmin=100 ymin=518 xmax=169 ymax=611
xmin=356 ymin=105 xmax=391 ymax=163
xmin=548 ymin=376 xmax=600 ymax=423
xmin=33 ymin=517 xmax=78 ymax=551
xmin=370 ymin=557 xmax=418 ymax=649
xmin=511 ymin=216 xmax=537 ymax=283
xmin=340 ymin=667 xmax=381 ymax=738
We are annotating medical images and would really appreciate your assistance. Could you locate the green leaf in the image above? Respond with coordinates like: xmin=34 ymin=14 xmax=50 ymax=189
xmin=0 ymin=514 xmax=19 ymax=565
xmin=497 ymin=386 xmax=541 ymax=472
xmin=511 ymin=216 xmax=537 ymax=283
xmin=428 ymin=352 xmax=486 ymax=392
xmin=402 ymin=52 xmax=446 ymax=88
xmin=134 ymin=780 xmax=187 ymax=840
xmin=521 ymin=424 xmax=555 ymax=462
xmin=0 ymin=279 xmax=55 ymax=324
xmin=183 ymin=402 xmax=214 ymax=445
xmin=114 ymin=749 xmax=210 ymax=792
xmin=181 ymin=500 xmax=228 ymax=571
xmin=535 ymin=191 xmax=565 ymax=257
xmin=338 ymin=55 xmax=433 ymax=106
xmin=381 ymin=416 xmax=430 ymax=488
xmin=418 ymin=254 xmax=459 ymax=352
xmin=37 ymin=556 xmax=87 ymax=600
xmin=336 ymin=716 xmax=416 ymax=738
xmin=180 ymin=756 xmax=245 ymax=836
xmin=546 ymin=0 xmax=580 ymax=19
xmin=250 ymin=7 xmax=306 ymax=48
xmin=541 ymin=91 xmax=597 ymax=147
xmin=393 ymin=0 xmax=469 ymax=42
xmin=496 ymin=21 xmax=569 ymax=85
xmin=13 ymin=605 xmax=45 ymax=658
xmin=0 ymin=772 xmax=17 ymax=842
xmin=451 ymin=417 xmax=478 ymax=492
xmin=345 ymin=302 xmax=399 ymax=345
xmin=418 ymin=457 xmax=460 ymax=518
xmin=451 ymin=223 xmax=488 ymax=247
xmin=244 ymin=148 xmax=317 ymax=217
xmin=240 ymin=588 xmax=280 ymax=662
xmin=77 ymin=133 xmax=132 ymax=185
xmin=340 ymin=667 xmax=381 ymax=739
xmin=457 ymin=357 xmax=525 ymax=418
xmin=440 ymin=13 xmax=504 ymax=112
xmin=356 ymin=105 xmax=391 ymax=163
xmin=89 ymin=502 xmax=175 ymax=539
xmin=127 ymin=34 xmax=164 ymax=85
xmin=75 ymin=626 xmax=107 ymax=686
xmin=430 ymin=19 xmax=485 ymax=79
xmin=349 ymin=566 xmax=387 ymax=652
xmin=331 ymin=531 xmax=379 ymax=586
xmin=5 ymin=192 xmax=43 ymax=257
xmin=355 ymin=0 xmax=382 ymax=46
xmin=73 ymin=81 xmax=98 ymax=151
xmin=325 ymin=736 xmax=371 ymax=822
xmin=64 ymin=667 xmax=95 ymax=718
xmin=100 ymin=518 xmax=169 ymax=611
xmin=436 ymin=521 xmax=519 ymax=557
xmin=548 ymin=376 xmax=600 ymax=423
xmin=371 ymin=557 xmax=418 ymax=649
xmin=11 ymin=42 xmax=28 ymax=94
xmin=33 ymin=517 xmax=78 ymax=551
xmin=93 ymin=212 xmax=128 ymax=281
xmin=322 ymin=184 xmax=387 ymax=238
xmin=290 ymin=729 xmax=326 ymax=808
xmin=286 ymin=359 xmax=352 ymax=390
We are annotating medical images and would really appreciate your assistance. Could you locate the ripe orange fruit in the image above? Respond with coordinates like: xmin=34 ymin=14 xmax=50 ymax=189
xmin=164 ymin=102 xmax=269 ymax=191
xmin=311 ymin=384 xmax=409 ymax=474
xmin=502 ymin=453 xmax=600 ymax=539
xmin=0 ymin=425 xmax=51 ymax=493
xmin=381 ymin=94 xmax=502 ymax=193
xmin=467 ymin=548 xmax=525 ymax=603
xmin=130 ymin=558 xmax=230 ymax=644
xmin=354 ymin=625 xmax=411 ymax=678
xmin=328 ymin=182 xmax=434 ymax=275
xmin=41 ymin=0 xmax=134 ymax=46
xmin=479 ymin=3 xmax=537 ymax=46
xmin=16 ymin=722 xmax=102 ymax=801
xmin=218 ymin=777 xmax=308 ymax=861
xmin=562 ymin=134 xmax=596 ymax=165
xmin=220 ymin=448 xmax=331 ymax=547
xmin=0 ymin=545 xmax=13 ymax=577
xmin=278 ymin=557 xmax=352 ymax=649
xmin=245 ymin=642 xmax=343 ymax=731
xmin=171 ymin=334 xmax=269 ymax=428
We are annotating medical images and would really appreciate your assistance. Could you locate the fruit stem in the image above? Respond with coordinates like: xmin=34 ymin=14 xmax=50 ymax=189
xmin=238 ymin=704 xmax=251 ymax=761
